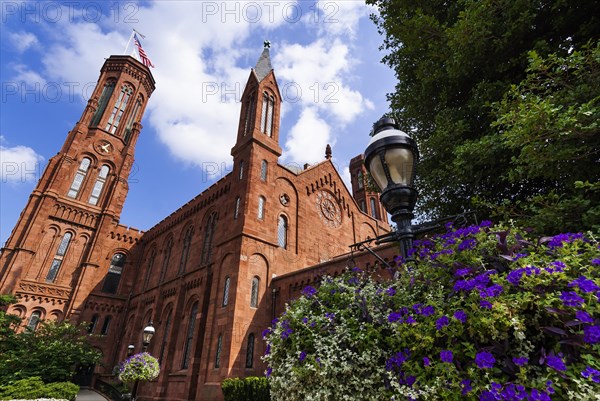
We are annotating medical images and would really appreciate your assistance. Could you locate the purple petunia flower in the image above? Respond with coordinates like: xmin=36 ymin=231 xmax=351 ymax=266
xmin=576 ymin=310 xmax=594 ymax=323
xmin=480 ymin=284 xmax=504 ymax=298
xmin=454 ymin=310 xmax=467 ymax=323
xmin=480 ymin=300 xmax=493 ymax=309
xmin=388 ymin=311 xmax=403 ymax=323
xmin=266 ymin=367 xmax=272 ymax=377
xmin=479 ymin=390 xmax=496 ymax=401
xmin=299 ymin=351 xmax=307 ymax=362
xmin=546 ymin=355 xmax=567 ymax=372
xmin=592 ymin=258 xmax=600 ymax=266
xmin=507 ymin=269 xmax=524 ymax=286
xmin=455 ymin=268 xmax=471 ymax=277
xmin=436 ymin=315 xmax=450 ymax=330
xmin=457 ymin=238 xmax=477 ymax=251
xmin=302 ymin=286 xmax=317 ymax=298
xmin=386 ymin=349 xmax=410 ymax=371
xmin=461 ymin=379 xmax=472 ymax=395
xmin=421 ymin=305 xmax=435 ymax=316
xmin=582 ymin=366 xmax=600 ymax=383
xmin=423 ymin=357 xmax=430 ymax=366
xmin=440 ymin=350 xmax=453 ymax=363
xmin=583 ymin=325 xmax=600 ymax=344
xmin=386 ymin=287 xmax=397 ymax=296
xmin=560 ymin=291 xmax=585 ymax=307
xmin=475 ymin=351 xmax=496 ymax=369
xmin=512 ymin=356 xmax=528 ymax=366
xmin=569 ymin=276 xmax=600 ymax=293
xmin=405 ymin=316 xmax=417 ymax=324
xmin=549 ymin=260 xmax=566 ymax=272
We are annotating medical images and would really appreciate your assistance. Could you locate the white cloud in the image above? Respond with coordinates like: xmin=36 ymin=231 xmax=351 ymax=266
xmin=9 ymin=31 xmax=38 ymax=53
xmin=12 ymin=64 xmax=47 ymax=86
xmin=310 ymin=1 xmax=375 ymax=38
xmin=0 ymin=137 xmax=44 ymax=184
xmin=283 ymin=107 xmax=332 ymax=164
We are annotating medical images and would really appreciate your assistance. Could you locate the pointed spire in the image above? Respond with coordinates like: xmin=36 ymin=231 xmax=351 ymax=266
xmin=325 ymin=144 xmax=332 ymax=160
xmin=254 ymin=40 xmax=273 ymax=82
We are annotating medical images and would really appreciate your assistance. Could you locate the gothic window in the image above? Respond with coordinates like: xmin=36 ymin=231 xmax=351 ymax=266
xmin=260 ymin=160 xmax=267 ymax=181
xmin=266 ymin=95 xmax=274 ymax=137
xmin=88 ymin=314 xmax=99 ymax=334
xmin=106 ymin=84 xmax=133 ymax=134
xmin=181 ymin=302 xmax=198 ymax=369
xmin=357 ymin=171 xmax=364 ymax=189
xmin=159 ymin=309 xmax=173 ymax=364
xmin=90 ymin=80 xmax=115 ymax=127
xmin=101 ymin=253 xmax=126 ymax=294
xmin=370 ymin=198 xmax=378 ymax=219
xmin=239 ymin=160 xmax=244 ymax=180
xmin=159 ymin=238 xmax=173 ymax=283
xmin=250 ymin=277 xmax=259 ymax=308
xmin=26 ymin=311 xmax=41 ymax=331
xmin=178 ymin=226 xmax=193 ymax=275
xmin=245 ymin=333 xmax=255 ymax=368
xmin=278 ymin=215 xmax=287 ymax=249
xmin=243 ymin=94 xmax=255 ymax=135
xmin=100 ymin=316 xmax=111 ymax=335
xmin=222 ymin=277 xmax=230 ymax=307
xmin=46 ymin=232 xmax=72 ymax=282
xmin=234 ymin=197 xmax=240 ymax=220
xmin=201 ymin=213 xmax=217 ymax=265
xmin=260 ymin=92 xmax=275 ymax=137
xmin=215 ymin=334 xmax=223 ymax=368
xmin=143 ymin=248 xmax=156 ymax=290
xmin=124 ymin=95 xmax=143 ymax=143
xmin=257 ymin=196 xmax=265 ymax=220
xmin=88 ymin=165 xmax=110 ymax=206
xmin=67 ymin=158 xmax=91 ymax=198
xmin=360 ymin=200 xmax=366 ymax=213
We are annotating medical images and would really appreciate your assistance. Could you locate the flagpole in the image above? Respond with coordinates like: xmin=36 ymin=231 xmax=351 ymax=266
xmin=123 ymin=30 xmax=135 ymax=54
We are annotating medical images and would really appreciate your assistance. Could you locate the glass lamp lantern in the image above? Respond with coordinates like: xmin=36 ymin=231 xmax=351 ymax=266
xmin=142 ymin=321 xmax=155 ymax=350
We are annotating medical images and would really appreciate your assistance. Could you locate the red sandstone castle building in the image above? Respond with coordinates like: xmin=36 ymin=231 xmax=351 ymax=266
xmin=0 ymin=47 xmax=395 ymax=400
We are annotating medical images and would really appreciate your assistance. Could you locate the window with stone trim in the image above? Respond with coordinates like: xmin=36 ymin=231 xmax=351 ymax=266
xmin=222 ymin=277 xmax=231 ymax=307
xmin=106 ymin=84 xmax=133 ymax=134
xmin=245 ymin=333 xmax=255 ymax=368
xmin=101 ymin=253 xmax=126 ymax=294
xmin=370 ymin=198 xmax=378 ymax=219
xmin=278 ymin=215 xmax=287 ymax=249
xmin=250 ymin=277 xmax=259 ymax=308
xmin=178 ymin=226 xmax=193 ymax=275
xmin=90 ymin=80 xmax=116 ymax=127
xmin=159 ymin=309 xmax=173 ymax=364
xmin=159 ymin=238 xmax=173 ymax=283
xmin=68 ymin=158 xmax=91 ymax=199
xmin=243 ymin=93 xmax=255 ymax=135
xmin=46 ymin=232 xmax=72 ymax=282
xmin=259 ymin=92 xmax=275 ymax=137
xmin=239 ymin=160 xmax=244 ymax=180
xmin=88 ymin=314 xmax=99 ymax=334
xmin=100 ymin=316 xmax=111 ymax=335
xmin=257 ymin=196 xmax=265 ymax=220
xmin=357 ymin=170 xmax=364 ymax=189
xmin=260 ymin=160 xmax=268 ymax=181
xmin=143 ymin=247 xmax=156 ymax=290
xmin=181 ymin=302 xmax=198 ymax=369
xmin=215 ymin=333 xmax=223 ymax=368
xmin=201 ymin=213 xmax=217 ymax=265
xmin=88 ymin=165 xmax=110 ymax=205
xmin=26 ymin=311 xmax=41 ymax=331
xmin=234 ymin=197 xmax=241 ymax=220
xmin=124 ymin=95 xmax=143 ymax=143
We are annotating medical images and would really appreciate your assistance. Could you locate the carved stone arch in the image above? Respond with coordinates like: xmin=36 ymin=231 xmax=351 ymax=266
xmin=179 ymin=221 xmax=195 ymax=241
xmin=160 ymin=302 xmax=175 ymax=322
xmin=48 ymin=309 xmax=63 ymax=321
xmin=9 ymin=304 xmax=26 ymax=319
xmin=360 ymin=222 xmax=377 ymax=242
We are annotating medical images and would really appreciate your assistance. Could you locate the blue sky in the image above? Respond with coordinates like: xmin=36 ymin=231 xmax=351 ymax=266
xmin=0 ymin=0 xmax=396 ymax=245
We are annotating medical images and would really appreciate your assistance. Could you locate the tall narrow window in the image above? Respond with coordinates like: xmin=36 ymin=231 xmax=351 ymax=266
xmin=266 ymin=95 xmax=274 ymax=137
xmin=90 ymin=81 xmax=115 ymax=127
xmin=234 ymin=197 xmax=241 ymax=220
xmin=88 ymin=314 xmax=99 ymax=334
xmin=357 ymin=171 xmax=364 ymax=189
xmin=101 ymin=253 xmax=126 ymax=294
xmin=46 ymin=232 xmax=72 ymax=282
xmin=257 ymin=196 xmax=265 ymax=220
xmin=370 ymin=198 xmax=378 ymax=219
xmin=215 ymin=334 xmax=223 ymax=368
xmin=106 ymin=84 xmax=133 ymax=134
xmin=68 ymin=158 xmax=91 ymax=198
xmin=278 ymin=215 xmax=288 ymax=249
xmin=159 ymin=310 xmax=173 ymax=364
xmin=250 ymin=277 xmax=259 ymax=307
xmin=260 ymin=92 xmax=275 ymax=136
xmin=260 ymin=160 xmax=267 ymax=181
xmin=243 ymin=94 xmax=255 ymax=135
xmin=245 ymin=333 xmax=255 ymax=368
xmin=178 ymin=226 xmax=193 ymax=275
xmin=26 ymin=311 xmax=41 ymax=331
xmin=201 ymin=213 xmax=217 ymax=265
xmin=181 ymin=302 xmax=198 ymax=369
xmin=260 ymin=93 xmax=268 ymax=133
xmin=100 ymin=316 xmax=111 ymax=335
xmin=222 ymin=277 xmax=230 ymax=307
xmin=88 ymin=165 xmax=110 ymax=205
xmin=143 ymin=248 xmax=156 ymax=290
xmin=159 ymin=238 xmax=173 ymax=283
xmin=239 ymin=160 xmax=244 ymax=180
xmin=124 ymin=95 xmax=142 ymax=143
xmin=360 ymin=200 xmax=366 ymax=213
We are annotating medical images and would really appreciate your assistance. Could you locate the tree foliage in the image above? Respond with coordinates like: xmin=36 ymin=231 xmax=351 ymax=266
xmin=366 ymin=0 xmax=600 ymax=233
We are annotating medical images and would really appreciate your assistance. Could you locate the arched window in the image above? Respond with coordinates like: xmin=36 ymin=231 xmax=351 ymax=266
xmin=257 ymin=196 xmax=265 ymax=220
xmin=234 ymin=197 xmax=240 ymax=220
xmin=243 ymin=94 xmax=255 ymax=135
xmin=245 ymin=333 xmax=255 ymax=368
xmin=106 ymin=84 xmax=133 ymax=134
xmin=178 ymin=226 xmax=193 ymax=275
xmin=201 ymin=213 xmax=217 ymax=265
xmin=250 ymin=277 xmax=259 ymax=308
xmin=222 ymin=277 xmax=231 ymax=307
xmin=260 ymin=92 xmax=275 ymax=137
xmin=46 ymin=232 xmax=72 ymax=282
xmin=181 ymin=302 xmax=198 ymax=369
xmin=239 ymin=160 xmax=244 ymax=180
xmin=278 ymin=215 xmax=288 ymax=249
xmin=68 ymin=158 xmax=91 ymax=198
xmin=100 ymin=316 xmax=111 ymax=335
xmin=101 ymin=253 xmax=126 ymax=294
xmin=370 ymin=198 xmax=378 ymax=219
xmin=88 ymin=314 xmax=99 ymax=334
xmin=90 ymin=80 xmax=115 ymax=127
xmin=124 ymin=95 xmax=143 ymax=143
xmin=159 ymin=309 xmax=173 ymax=364
xmin=360 ymin=200 xmax=366 ymax=213
xmin=159 ymin=238 xmax=173 ymax=284
xmin=215 ymin=334 xmax=223 ymax=368
xmin=88 ymin=165 xmax=110 ymax=205
xmin=260 ymin=160 xmax=268 ymax=181
xmin=143 ymin=248 xmax=156 ymax=290
xmin=26 ymin=311 xmax=41 ymax=331
xmin=357 ymin=171 xmax=364 ymax=189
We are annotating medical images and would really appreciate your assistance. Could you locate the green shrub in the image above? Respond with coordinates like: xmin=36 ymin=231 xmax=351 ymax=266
xmin=44 ymin=381 xmax=79 ymax=401
xmin=222 ymin=377 xmax=270 ymax=401
xmin=0 ymin=376 xmax=79 ymax=401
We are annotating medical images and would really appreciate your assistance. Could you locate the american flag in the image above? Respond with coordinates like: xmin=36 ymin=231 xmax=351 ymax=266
xmin=134 ymin=34 xmax=154 ymax=68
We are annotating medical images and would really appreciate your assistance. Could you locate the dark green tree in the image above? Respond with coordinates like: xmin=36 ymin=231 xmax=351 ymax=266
xmin=366 ymin=0 xmax=600 ymax=233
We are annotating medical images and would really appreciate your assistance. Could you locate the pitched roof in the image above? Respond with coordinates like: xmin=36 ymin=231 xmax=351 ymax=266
xmin=254 ymin=47 xmax=273 ymax=82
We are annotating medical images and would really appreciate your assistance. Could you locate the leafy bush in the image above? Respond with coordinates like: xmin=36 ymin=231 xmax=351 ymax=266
xmin=0 ymin=376 xmax=78 ymax=401
xmin=263 ymin=222 xmax=600 ymax=400
xmin=117 ymin=353 xmax=159 ymax=384
xmin=222 ymin=377 xmax=270 ymax=401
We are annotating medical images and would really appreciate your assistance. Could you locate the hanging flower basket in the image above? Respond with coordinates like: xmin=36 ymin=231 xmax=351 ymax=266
xmin=118 ymin=352 xmax=160 ymax=383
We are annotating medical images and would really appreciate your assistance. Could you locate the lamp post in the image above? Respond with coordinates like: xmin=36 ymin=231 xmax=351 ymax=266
xmin=364 ymin=117 xmax=419 ymax=260
xmin=131 ymin=321 xmax=155 ymax=401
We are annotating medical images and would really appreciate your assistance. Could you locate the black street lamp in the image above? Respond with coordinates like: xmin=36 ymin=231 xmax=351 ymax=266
xmin=364 ymin=117 xmax=419 ymax=260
